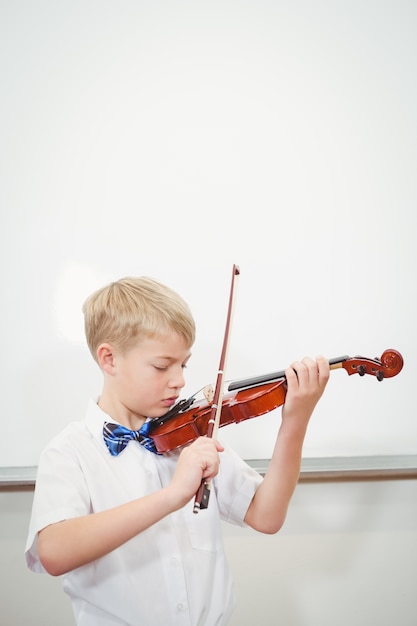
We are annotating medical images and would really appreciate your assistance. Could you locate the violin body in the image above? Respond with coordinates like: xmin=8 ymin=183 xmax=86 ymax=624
xmin=148 ymin=349 xmax=404 ymax=455
xmin=150 ymin=380 xmax=288 ymax=454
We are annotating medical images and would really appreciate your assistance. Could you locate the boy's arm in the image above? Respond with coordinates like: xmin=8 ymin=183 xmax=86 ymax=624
xmin=244 ymin=356 xmax=329 ymax=534
xmin=38 ymin=436 xmax=224 ymax=576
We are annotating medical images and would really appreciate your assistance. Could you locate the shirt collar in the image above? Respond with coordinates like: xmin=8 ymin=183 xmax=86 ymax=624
xmin=85 ymin=398 xmax=153 ymax=439
xmin=85 ymin=398 xmax=115 ymax=441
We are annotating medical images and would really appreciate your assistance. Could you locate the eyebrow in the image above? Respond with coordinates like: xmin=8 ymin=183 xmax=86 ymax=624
xmin=155 ymin=352 xmax=192 ymax=362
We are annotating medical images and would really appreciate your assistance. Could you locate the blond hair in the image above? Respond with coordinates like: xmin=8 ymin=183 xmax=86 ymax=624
xmin=82 ymin=277 xmax=196 ymax=363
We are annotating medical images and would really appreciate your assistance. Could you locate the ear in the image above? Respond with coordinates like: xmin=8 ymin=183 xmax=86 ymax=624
xmin=96 ymin=343 xmax=117 ymax=375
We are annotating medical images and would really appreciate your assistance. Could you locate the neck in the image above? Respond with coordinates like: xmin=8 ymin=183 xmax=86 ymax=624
xmin=98 ymin=392 xmax=146 ymax=431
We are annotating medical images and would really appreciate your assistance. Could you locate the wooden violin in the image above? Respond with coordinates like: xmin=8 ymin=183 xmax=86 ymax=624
xmin=148 ymin=349 xmax=404 ymax=454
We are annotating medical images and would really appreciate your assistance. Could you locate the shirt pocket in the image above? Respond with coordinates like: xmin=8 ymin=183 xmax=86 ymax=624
xmin=182 ymin=497 xmax=222 ymax=552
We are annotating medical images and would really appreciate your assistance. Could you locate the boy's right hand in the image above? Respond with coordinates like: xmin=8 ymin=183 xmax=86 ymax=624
xmin=168 ymin=437 xmax=224 ymax=509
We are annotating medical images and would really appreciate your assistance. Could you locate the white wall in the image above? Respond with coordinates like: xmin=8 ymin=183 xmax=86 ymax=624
xmin=2 ymin=479 xmax=416 ymax=626
xmin=1 ymin=0 xmax=416 ymax=468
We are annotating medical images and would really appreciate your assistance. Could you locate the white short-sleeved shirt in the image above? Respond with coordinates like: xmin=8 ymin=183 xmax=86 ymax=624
xmin=25 ymin=400 xmax=262 ymax=626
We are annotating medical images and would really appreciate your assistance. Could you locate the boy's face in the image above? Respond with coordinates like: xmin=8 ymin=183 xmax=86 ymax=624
xmin=105 ymin=332 xmax=191 ymax=426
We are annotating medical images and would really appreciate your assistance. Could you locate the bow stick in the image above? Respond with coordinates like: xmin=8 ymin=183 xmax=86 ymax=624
xmin=193 ymin=264 xmax=240 ymax=513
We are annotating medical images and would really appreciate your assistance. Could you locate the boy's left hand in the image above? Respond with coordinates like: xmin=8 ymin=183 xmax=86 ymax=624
xmin=282 ymin=356 xmax=330 ymax=425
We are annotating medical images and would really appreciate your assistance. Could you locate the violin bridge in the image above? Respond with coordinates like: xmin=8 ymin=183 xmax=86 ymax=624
xmin=203 ymin=385 xmax=215 ymax=404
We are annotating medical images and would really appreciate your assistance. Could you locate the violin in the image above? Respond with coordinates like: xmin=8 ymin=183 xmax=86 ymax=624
xmin=148 ymin=349 xmax=404 ymax=455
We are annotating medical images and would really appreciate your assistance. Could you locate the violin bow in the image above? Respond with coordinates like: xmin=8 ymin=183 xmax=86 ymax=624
xmin=193 ymin=264 xmax=240 ymax=513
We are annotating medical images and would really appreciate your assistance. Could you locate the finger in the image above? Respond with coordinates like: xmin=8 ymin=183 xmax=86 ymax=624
xmin=215 ymin=439 xmax=225 ymax=452
xmin=315 ymin=355 xmax=330 ymax=386
xmin=301 ymin=357 xmax=318 ymax=383
xmin=288 ymin=359 xmax=313 ymax=386
xmin=285 ymin=364 xmax=299 ymax=388
xmin=201 ymin=451 xmax=221 ymax=480
xmin=290 ymin=357 xmax=325 ymax=390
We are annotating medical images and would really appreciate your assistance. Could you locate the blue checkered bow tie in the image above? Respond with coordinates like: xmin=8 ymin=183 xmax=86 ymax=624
xmin=103 ymin=421 xmax=160 ymax=456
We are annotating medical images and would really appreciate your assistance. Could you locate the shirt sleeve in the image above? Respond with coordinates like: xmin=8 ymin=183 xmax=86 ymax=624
xmin=25 ymin=437 xmax=92 ymax=573
xmin=215 ymin=444 xmax=263 ymax=526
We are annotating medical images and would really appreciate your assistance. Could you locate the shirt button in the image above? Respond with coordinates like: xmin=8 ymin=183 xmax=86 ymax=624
xmin=177 ymin=603 xmax=185 ymax=612
xmin=145 ymin=469 xmax=152 ymax=477
xmin=170 ymin=556 xmax=178 ymax=566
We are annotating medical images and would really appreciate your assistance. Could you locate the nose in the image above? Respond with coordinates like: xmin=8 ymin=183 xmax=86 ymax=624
xmin=169 ymin=367 xmax=186 ymax=390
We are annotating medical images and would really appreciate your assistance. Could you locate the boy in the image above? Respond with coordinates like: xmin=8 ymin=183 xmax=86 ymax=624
xmin=25 ymin=276 xmax=329 ymax=625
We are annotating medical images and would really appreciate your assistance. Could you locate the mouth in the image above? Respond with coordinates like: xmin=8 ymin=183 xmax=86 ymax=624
xmin=162 ymin=397 xmax=178 ymax=407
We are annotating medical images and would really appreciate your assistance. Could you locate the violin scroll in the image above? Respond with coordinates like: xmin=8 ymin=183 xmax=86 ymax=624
xmin=338 ymin=349 xmax=404 ymax=381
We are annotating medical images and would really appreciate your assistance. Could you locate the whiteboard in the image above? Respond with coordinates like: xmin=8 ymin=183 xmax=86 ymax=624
xmin=1 ymin=0 xmax=415 ymax=467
